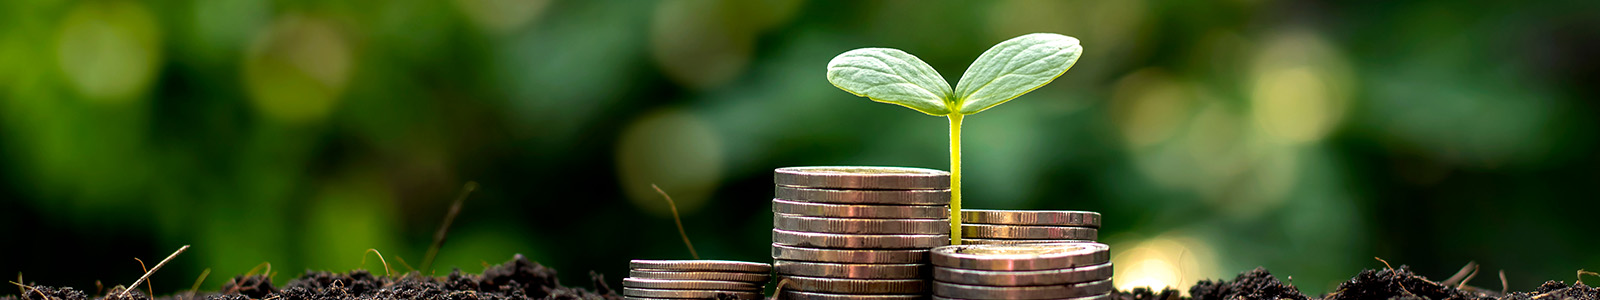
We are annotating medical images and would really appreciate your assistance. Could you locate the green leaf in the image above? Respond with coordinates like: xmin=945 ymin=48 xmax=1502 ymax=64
xmin=827 ymin=48 xmax=953 ymax=116
xmin=952 ymin=33 xmax=1082 ymax=115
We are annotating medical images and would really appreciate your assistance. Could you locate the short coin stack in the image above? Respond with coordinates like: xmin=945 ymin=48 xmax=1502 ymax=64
xmin=930 ymin=243 xmax=1114 ymax=300
xmin=960 ymin=210 xmax=1101 ymax=245
xmin=623 ymin=260 xmax=772 ymax=300
xmin=771 ymin=166 xmax=953 ymax=300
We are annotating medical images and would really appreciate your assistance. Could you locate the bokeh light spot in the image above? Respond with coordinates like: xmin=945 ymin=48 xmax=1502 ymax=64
xmin=1112 ymin=234 xmax=1218 ymax=296
xmin=243 ymin=15 xmax=353 ymax=124
xmin=617 ymin=108 xmax=725 ymax=217
xmin=1112 ymin=69 xmax=1194 ymax=149
xmin=55 ymin=0 xmax=162 ymax=103
xmin=1248 ymin=31 xmax=1352 ymax=144
xmin=454 ymin=0 xmax=549 ymax=34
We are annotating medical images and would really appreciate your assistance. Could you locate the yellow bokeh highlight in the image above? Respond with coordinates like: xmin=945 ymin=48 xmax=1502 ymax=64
xmin=55 ymin=0 xmax=162 ymax=103
xmin=1111 ymin=69 xmax=1195 ymax=149
xmin=616 ymin=108 xmax=726 ymax=217
xmin=454 ymin=0 xmax=550 ymax=34
xmin=1248 ymin=31 xmax=1353 ymax=144
xmin=1112 ymin=233 xmax=1219 ymax=296
xmin=244 ymin=15 xmax=353 ymax=124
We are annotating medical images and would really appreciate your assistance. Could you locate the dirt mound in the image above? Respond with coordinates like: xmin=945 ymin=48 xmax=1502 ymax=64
xmin=1188 ymin=267 xmax=1309 ymax=300
xmin=5 ymin=254 xmax=619 ymax=300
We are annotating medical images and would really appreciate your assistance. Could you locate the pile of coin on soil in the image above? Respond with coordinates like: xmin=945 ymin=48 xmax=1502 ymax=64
xmin=931 ymin=243 xmax=1115 ymax=300
xmin=622 ymin=260 xmax=773 ymax=300
xmin=770 ymin=166 xmax=953 ymax=300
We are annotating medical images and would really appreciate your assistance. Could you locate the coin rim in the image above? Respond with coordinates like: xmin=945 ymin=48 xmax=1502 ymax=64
xmin=932 ymin=262 xmax=1114 ymax=286
xmin=775 ymin=166 xmax=950 ymax=190
xmin=621 ymin=287 xmax=763 ymax=299
xmin=776 ymin=185 xmax=950 ymax=205
xmin=627 ymin=270 xmax=771 ymax=283
xmin=777 ymin=275 xmax=929 ymax=294
xmin=773 ymin=199 xmax=949 ymax=219
xmin=929 ymin=243 xmax=1111 ymax=271
xmin=960 ymin=224 xmax=1098 ymax=240
xmin=770 ymin=243 xmax=930 ymax=264
xmin=961 ymin=209 xmax=1102 ymax=227
xmin=773 ymin=229 xmax=951 ymax=249
xmin=620 ymin=278 xmax=763 ymax=291
xmin=628 ymin=260 xmax=772 ymax=273
xmin=772 ymin=259 xmax=929 ymax=279
xmin=932 ymin=279 xmax=1114 ymax=300
xmin=776 ymin=213 xmax=951 ymax=234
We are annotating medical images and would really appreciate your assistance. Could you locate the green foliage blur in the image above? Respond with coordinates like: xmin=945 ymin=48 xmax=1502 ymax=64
xmin=2 ymin=0 xmax=1597 ymax=296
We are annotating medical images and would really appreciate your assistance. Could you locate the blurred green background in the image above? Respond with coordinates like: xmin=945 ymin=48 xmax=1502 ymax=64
xmin=3 ymin=0 xmax=1598 ymax=296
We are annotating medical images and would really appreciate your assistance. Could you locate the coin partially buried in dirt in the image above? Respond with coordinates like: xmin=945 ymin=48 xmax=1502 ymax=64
xmin=930 ymin=243 xmax=1110 ymax=271
xmin=775 ymin=166 xmax=950 ymax=190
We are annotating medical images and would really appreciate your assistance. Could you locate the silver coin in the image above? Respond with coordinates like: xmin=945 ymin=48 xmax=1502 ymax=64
xmin=776 ymin=186 xmax=950 ymax=205
xmin=775 ymin=166 xmax=949 ymax=190
xmin=780 ymin=290 xmax=930 ymax=300
xmin=933 ymin=262 xmax=1113 ymax=286
xmin=777 ymin=275 xmax=928 ymax=294
xmin=930 ymin=243 xmax=1110 ymax=271
xmin=773 ymin=259 xmax=928 ymax=279
xmin=621 ymin=278 xmax=762 ymax=291
xmin=773 ymin=199 xmax=949 ymax=219
xmin=776 ymin=214 xmax=950 ymax=234
xmin=629 ymin=260 xmax=772 ymax=273
xmin=772 ymin=243 xmax=930 ymax=264
xmin=961 ymin=238 xmax=1094 ymax=245
xmin=628 ymin=270 xmax=770 ymax=283
xmin=961 ymin=210 xmax=1101 ymax=227
xmin=932 ymin=293 xmax=1111 ymax=300
xmin=933 ymin=279 xmax=1113 ymax=300
xmin=774 ymin=229 xmax=950 ymax=249
xmin=960 ymin=224 xmax=1097 ymax=240
xmin=622 ymin=287 xmax=763 ymax=299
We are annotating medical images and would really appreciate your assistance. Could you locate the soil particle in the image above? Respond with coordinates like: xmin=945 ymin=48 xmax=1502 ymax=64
xmin=1110 ymin=287 xmax=1183 ymax=300
xmin=1501 ymin=281 xmax=1599 ymax=300
xmin=1189 ymin=267 xmax=1310 ymax=300
xmin=219 ymin=275 xmax=276 ymax=299
xmin=1322 ymin=266 xmax=1496 ymax=300
xmin=10 ymin=285 xmax=89 ymax=300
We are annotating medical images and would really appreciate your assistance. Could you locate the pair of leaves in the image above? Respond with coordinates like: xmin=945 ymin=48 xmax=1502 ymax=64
xmin=826 ymin=33 xmax=1082 ymax=116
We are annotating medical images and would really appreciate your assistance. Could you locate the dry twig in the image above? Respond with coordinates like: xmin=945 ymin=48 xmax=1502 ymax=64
xmin=423 ymin=181 xmax=477 ymax=272
xmin=653 ymin=184 xmax=699 ymax=259
xmin=123 ymin=245 xmax=191 ymax=298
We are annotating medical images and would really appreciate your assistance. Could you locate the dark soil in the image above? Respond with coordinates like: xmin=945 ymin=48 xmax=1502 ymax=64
xmin=8 ymin=257 xmax=1597 ymax=300
xmin=1164 ymin=265 xmax=1598 ymax=300
xmin=4 ymin=254 xmax=620 ymax=300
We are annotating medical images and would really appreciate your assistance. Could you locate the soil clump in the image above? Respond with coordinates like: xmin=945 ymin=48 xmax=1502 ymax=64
xmin=5 ymin=254 xmax=618 ymax=300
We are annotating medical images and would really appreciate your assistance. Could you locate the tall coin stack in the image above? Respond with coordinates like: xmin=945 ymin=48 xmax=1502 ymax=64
xmin=623 ymin=260 xmax=772 ymax=300
xmin=959 ymin=210 xmax=1101 ymax=245
xmin=771 ymin=166 xmax=953 ymax=300
xmin=930 ymin=243 xmax=1114 ymax=300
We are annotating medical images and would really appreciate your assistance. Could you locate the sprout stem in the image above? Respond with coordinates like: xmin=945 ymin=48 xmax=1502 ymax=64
xmin=948 ymin=114 xmax=964 ymax=245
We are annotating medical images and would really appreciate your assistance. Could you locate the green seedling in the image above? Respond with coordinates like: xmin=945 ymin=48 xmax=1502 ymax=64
xmin=826 ymin=33 xmax=1083 ymax=244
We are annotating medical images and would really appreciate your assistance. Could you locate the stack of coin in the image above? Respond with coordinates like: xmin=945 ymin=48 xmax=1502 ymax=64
xmin=930 ymin=243 xmax=1114 ymax=300
xmin=623 ymin=260 xmax=772 ymax=300
xmin=960 ymin=210 xmax=1101 ymax=245
xmin=771 ymin=166 xmax=952 ymax=300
